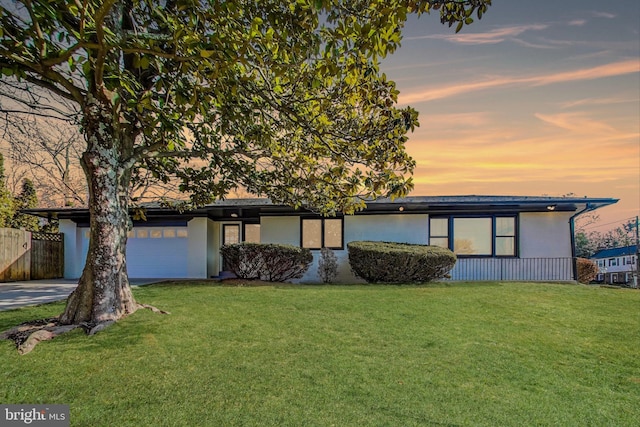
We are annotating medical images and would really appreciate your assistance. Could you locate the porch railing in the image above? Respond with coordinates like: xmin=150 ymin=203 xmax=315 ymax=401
xmin=446 ymin=257 xmax=574 ymax=282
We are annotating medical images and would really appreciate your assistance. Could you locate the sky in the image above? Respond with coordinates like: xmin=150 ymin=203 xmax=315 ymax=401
xmin=381 ymin=0 xmax=640 ymax=232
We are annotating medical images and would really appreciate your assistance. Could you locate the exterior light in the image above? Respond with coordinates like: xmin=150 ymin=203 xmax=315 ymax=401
xmin=546 ymin=205 xmax=556 ymax=211
xmin=398 ymin=206 xmax=404 ymax=212
xmin=230 ymin=213 xmax=239 ymax=218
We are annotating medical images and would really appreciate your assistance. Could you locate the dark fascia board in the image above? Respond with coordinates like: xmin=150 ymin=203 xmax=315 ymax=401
xmin=22 ymin=195 xmax=618 ymax=221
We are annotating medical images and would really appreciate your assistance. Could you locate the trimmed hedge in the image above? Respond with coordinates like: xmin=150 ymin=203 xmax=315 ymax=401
xmin=347 ymin=241 xmax=457 ymax=284
xmin=576 ymin=257 xmax=599 ymax=283
xmin=220 ymin=243 xmax=313 ymax=282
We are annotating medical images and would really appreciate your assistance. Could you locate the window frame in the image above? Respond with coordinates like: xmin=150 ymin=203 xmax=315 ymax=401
xmin=222 ymin=223 xmax=241 ymax=245
xmin=429 ymin=214 xmax=518 ymax=258
xmin=300 ymin=217 xmax=344 ymax=250
xmin=242 ymin=222 xmax=261 ymax=243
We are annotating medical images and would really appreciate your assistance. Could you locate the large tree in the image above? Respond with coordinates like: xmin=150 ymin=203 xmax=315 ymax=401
xmin=0 ymin=0 xmax=491 ymax=327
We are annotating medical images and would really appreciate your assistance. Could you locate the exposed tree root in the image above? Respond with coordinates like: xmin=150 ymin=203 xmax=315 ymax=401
xmin=1 ymin=304 xmax=169 ymax=355
xmin=137 ymin=303 xmax=170 ymax=315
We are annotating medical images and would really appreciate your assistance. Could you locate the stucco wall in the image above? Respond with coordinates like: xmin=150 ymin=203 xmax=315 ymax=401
xmin=299 ymin=214 xmax=429 ymax=283
xmin=207 ymin=219 xmax=219 ymax=277
xmin=187 ymin=217 xmax=209 ymax=278
xmin=519 ymin=212 xmax=573 ymax=258
xmin=260 ymin=216 xmax=301 ymax=245
xmin=60 ymin=219 xmax=83 ymax=279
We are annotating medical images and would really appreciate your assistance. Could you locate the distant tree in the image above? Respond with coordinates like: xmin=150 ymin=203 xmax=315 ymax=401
xmin=0 ymin=0 xmax=492 ymax=331
xmin=575 ymin=231 xmax=597 ymax=258
xmin=576 ymin=218 xmax=638 ymax=258
xmin=0 ymin=153 xmax=14 ymax=227
xmin=9 ymin=178 xmax=40 ymax=231
xmin=3 ymin=115 xmax=87 ymax=207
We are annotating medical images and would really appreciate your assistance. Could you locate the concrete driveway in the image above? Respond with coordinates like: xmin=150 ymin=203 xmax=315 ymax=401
xmin=0 ymin=279 xmax=78 ymax=311
xmin=0 ymin=279 xmax=163 ymax=311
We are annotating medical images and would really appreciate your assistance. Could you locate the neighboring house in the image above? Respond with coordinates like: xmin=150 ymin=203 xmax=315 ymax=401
xmin=591 ymin=245 xmax=638 ymax=286
xmin=27 ymin=195 xmax=617 ymax=283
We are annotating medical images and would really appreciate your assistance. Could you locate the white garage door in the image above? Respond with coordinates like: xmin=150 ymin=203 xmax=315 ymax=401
xmin=79 ymin=226 xmax=189 ymax=278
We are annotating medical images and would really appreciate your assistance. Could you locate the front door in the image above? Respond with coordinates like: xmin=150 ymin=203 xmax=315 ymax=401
xmin=222 ymin=223 xmax=241 ymax=271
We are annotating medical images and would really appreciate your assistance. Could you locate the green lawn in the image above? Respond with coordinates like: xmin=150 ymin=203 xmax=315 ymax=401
xmin=1 ymin=282 xmax=639 ymax=426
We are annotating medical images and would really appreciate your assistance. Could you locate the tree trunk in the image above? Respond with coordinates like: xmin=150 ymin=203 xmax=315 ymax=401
xmin=59 ymin=94 xmax=137 ymax=325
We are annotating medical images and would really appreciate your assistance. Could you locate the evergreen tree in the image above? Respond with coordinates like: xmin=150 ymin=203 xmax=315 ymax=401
xmin=10 ymin=178 xmax=40 ymax=231
xmin=0 ymin=153 xmax=15 ymax=227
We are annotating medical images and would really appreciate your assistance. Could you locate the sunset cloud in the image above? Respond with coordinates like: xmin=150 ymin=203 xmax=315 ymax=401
xmin=406 ymin=24 xmax=548 ymax=45
xmin=392 ymin=1 xmax=638 ymax=228
xmin=398 ymin=59 xmax=640 ymax=105
xmin=534 ymin=113 xmax=616 ymax=134
xmin=559 ymin=96 xmax=639 ymax=108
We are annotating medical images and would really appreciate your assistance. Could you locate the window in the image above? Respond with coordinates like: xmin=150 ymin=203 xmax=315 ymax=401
xmin=429 ymin=218 xmax=449 ymax=249
xmin=611 ymin=273 xmax=618 ymax=283
xmin=150 ymin=229 xmax=163 ymax=238
xmin=429 ymin=215 xmax=517 ymax=257
xmin=596 ymin=274 xmax=604 ymax=281
xmin=608 ymin=258 xmax=617 ymax=267
xmin=223 ymin=224 xmax=240 ymax=245
xmin=454 ymin=218 xmax=492 ymax=255
xmin=301 ymin=218 xmax=343 ymax=249
xmin=495 ymin=217 xmax=516 ymax=256
xmin=244 ymin=224 xmax=261 ymax=243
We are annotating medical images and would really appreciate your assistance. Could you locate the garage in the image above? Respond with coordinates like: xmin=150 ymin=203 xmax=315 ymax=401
xmin=79 ymin=226 xmax=189 ymax=278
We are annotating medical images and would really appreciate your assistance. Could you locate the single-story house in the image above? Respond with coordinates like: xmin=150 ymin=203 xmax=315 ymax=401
xmin=590 ymin=245 xmax=638 ymax=286
xmin=28 ymin=195 xmax=617 ymax=283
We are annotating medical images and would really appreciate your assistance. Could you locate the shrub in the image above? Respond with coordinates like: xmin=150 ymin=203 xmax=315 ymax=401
xmin=347 ymin=241 xmax=457 ymax=284
xmin=318 ymin=247 xmax=338 ymax=283
xmin=220 ymin=243 xmax=313 ymax=282
xmin=576 ymin=257 xmax=599 ymax=283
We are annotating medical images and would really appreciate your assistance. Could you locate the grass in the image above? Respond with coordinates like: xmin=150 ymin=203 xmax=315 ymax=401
xmin=1 ymin=281 xmax=639 ymax=427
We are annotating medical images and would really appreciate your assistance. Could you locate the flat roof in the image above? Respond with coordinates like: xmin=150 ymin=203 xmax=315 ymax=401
xmin=23 ymin=195 xmax=618 ymax=222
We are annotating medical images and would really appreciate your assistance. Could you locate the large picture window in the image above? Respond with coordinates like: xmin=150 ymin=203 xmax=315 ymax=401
xmin=301 ymin=218 xmax=343 ymax=249
xmin=429 ymin=215 xmax=517 ymax=257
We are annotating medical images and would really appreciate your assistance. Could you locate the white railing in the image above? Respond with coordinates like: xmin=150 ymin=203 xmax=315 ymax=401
xmin=447 ymin=257 xmax=574 ymax=282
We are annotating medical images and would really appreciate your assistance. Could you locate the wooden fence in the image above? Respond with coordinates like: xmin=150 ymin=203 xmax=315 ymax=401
xmin=0 ymin=228 xmax=64 ymax=282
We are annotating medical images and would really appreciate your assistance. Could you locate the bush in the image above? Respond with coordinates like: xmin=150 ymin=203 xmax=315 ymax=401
xmin=220 ymin=243 xmax=313 ymax=282
xmin=347 ymin=241 xmax=457 ymax=284
xmin=318 ymin=247 xmax=338 ymax=283
xmin=576 ymin=257 xmax=599 ymax=283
